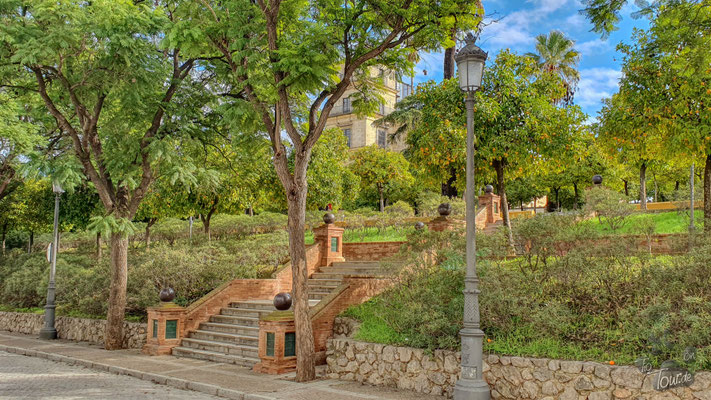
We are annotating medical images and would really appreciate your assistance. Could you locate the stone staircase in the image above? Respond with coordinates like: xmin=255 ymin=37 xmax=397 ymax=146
xmin=173 ymin=261 xmax=385 ymax=367
xmin=482 ymin=220 xmax=503 ymax=235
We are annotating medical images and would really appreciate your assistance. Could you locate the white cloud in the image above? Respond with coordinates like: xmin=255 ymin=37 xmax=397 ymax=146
xmin=576 ymin=39 xmax=611 ymax=56
xmin=480 ymin=0 xmax=571 ymax=52
xmin=576 ymin=67 xmax=622 ymax=109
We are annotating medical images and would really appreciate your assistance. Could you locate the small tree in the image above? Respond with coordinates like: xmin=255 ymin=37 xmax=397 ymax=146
xmin=584 ymin=186 xmax=635 ymax=232
xmin=350 ymin=146 xmax=414 ymax=212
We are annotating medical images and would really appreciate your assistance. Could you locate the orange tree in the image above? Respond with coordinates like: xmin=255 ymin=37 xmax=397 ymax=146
xmin=350 ymin=145 xmax=413 ymax=212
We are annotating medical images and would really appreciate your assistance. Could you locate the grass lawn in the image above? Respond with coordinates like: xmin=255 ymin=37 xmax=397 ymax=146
xmin=585 ymin=210 xmax=703 ymax=235
xmin=305 ymin=226 xmax=413 ymax=245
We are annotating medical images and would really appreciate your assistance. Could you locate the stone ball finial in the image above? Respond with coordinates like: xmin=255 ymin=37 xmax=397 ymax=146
xmin=592 ymin=175 xmax=603 ymax=186
xmin=323 ymin=213 xmax=335 ymax=224
xmin=159 ymin=287 xmax=175 ymax=303
xmin=273 ymin=292 xmax=292 ymax=311
xmin=414 ymin=221 xmax=425 ymax=230
xmin=485 ymin=185 xmax=494 ymax=194
xmin=438 ymin=203 xmax=452 ymax=217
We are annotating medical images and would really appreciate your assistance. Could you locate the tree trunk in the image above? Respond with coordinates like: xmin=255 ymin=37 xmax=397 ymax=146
xmin=443 ymin=28 xmax=456 ymax=80
xmin=653 ymin=173 xmax=658 ymax=202
xmin=623 ymin=179 xmax=629 ymax=197
xmin=96 ymin=232 xmax=102 ymax=260
xmin=704 ymin=154 xmax=711 ymax=233
xmin=105 ymin=232 xmax=129 ymax=350
xmin=1 ymin=222 xmax=6 ymax=256
xmin=285 ymin=182 xmax=316 ymax=382
xmin=201 ymin=199 xmax=218 ymax=241
xmin=675 ymin=181 xmax=680 ymax=191
xmin=573 ymin=182 xmax=579 ymax=209
xmin=640 ymin=162 xmax=647 ymax=210
xmin=494 ymin=159 xmax=514 ymax=247
xmin=441 ymin=168 xmax=458 ymax=198
xmin=27 ymin=231 xmax=33 ymax=253
xmin=145 ymin=218 xmax=156 ymax=250
xmin=378 ymin=184 xmax=385 ymax=212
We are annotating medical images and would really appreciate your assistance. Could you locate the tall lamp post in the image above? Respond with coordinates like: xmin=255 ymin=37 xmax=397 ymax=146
xmin=453 ymin=33 xmax=489 ymax=400
xmin=39 ymin=182 xmax=64 ymax=340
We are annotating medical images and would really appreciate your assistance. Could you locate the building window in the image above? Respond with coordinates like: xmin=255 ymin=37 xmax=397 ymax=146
xmin=342 ymin=97 xmax=351 ymax=114
xmin=379 ymin=102 xmax=386 ymax=115
xmin=377 ymin=129 xmax=387 ymax=148
xmin=266 ymin=332 xmax=275 ymax=357
xmin=343 ymin=128 xmax=351 ymax=148
xmin=284 ymin=332 xmax=296 ymax=357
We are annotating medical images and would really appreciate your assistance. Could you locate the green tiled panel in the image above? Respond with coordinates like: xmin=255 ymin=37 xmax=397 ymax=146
xmin=165 ymin=320 xmax=177 ymax=339
xmin=284 ymin=332 xmax=296 ymax=357
xmin=266 ymin=332 xmax=275 ymax=357
xmin=152 ymin=319 xmax=158 ymax=338
xmin=331 ymin=237 xmax=338 ymax=252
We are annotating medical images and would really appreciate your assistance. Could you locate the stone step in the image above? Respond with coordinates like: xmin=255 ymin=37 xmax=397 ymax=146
xmin=190 ymin=330 xmax=259 ymax=346
xmin=310 ymin=272 xmax=382 ymax=280
xmin=308 ymin=293 xmax=328 ymax=300
xmin=306 ymin=278 xmax=343 ymax=286
xmin=211 ymin=314 xmax=260 ymax=326
xmin=220 ymin=307 xmax=273 ymax=318
xmin=199 ymin=322 xmax=259 ymax=337
xmin=180 ymin=338 xmax=259 ymax=358
xmin=172 ymin=346 xmax=258 ymax=368
xmin=229 ymin=300 xmax=276 ymax=311
xmin=332 ymin=261 xmax=381 ymax=268
xmin=325 ymin=268 xmax=383 ymax=274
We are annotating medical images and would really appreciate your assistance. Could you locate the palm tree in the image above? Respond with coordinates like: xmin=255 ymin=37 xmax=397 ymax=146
xmin=526 ymin=30 xmax=581 ymax=104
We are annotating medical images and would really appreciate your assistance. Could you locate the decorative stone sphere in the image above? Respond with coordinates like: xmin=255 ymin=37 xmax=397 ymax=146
xmin=414 ymin=222 xmax=425 ymax=230
xmin=438 ymin=203 xmax=452 ymax=217
xmin=484 ymin=185 xmax=494 ymax=194
xmin=273 ymin=292 xmax=292 ymax=311
xmin=592 ymin=175 xmax=603 ymax=185
xmin=159 ymin=287 xmax=175 ymax=302
xmin=323 ymin=213 xmax=335 ymax=224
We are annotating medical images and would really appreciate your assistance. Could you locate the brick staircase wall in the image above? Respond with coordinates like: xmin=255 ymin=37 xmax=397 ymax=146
xmin=342 ymin=241 xmax=404 ymax=261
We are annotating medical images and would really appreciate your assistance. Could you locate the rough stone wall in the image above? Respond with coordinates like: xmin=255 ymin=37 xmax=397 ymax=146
xmin=333 ymin=317 xmax=360 ymax=338
xmin=0 ymin=311 xmax=146 ymax=349
xmin=327 ymin=338 xmax=711 ymax=399
xmin=342 ymin=242 xmax=404 ymax=261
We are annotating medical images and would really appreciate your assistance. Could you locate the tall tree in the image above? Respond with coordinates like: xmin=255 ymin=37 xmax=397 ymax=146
xmin=0 ymin=93 xmax=41 ymax=201
xmin=190 ymin=0 xmax=483 ymax=380
xmin=525 ymin=30 xmax=581 ymax=104
xmin=0 ymin=0 xmax=206 ymax=348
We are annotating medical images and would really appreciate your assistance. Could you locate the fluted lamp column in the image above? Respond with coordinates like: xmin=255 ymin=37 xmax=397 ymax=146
xmin=453 ymin=32 xmax=490 ymax=400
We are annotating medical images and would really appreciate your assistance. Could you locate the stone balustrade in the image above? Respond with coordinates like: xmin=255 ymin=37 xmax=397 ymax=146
xmin=326 ymin=338 xmax=711 ymax=399
xmin=0 ymin=311 xmax=146 ymax=349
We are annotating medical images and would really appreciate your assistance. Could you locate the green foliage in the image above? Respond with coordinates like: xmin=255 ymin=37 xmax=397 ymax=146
xmin=350 ymin=145 xmax=414 ymax=211
xmin=305 ymin=128 xmax=360 ymax=210
xmin=415 ymin=191 xmax=465 ymax=218
xmin=383 ymin=201 xmax=414 ymax=218
xmin=344 ymin=227 xmax=711 ymax=368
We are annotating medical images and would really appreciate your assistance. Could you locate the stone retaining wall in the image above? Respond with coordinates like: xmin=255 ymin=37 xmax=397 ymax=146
xmin=326 ymin=338 xmax=711 ymax=399
xmin=0 ymin=311 xmax=146 ymax=349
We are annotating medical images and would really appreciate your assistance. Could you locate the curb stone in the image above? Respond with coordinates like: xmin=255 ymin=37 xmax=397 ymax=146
xmin=0 ymin=344 xmax=273 ymax=399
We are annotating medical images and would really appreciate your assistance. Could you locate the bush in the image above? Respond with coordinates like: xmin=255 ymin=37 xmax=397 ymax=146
xmin=584 ymin=187 xmax=635 ymax=231
xmin=416 ymin=191 xmax=465 ymax=218
xmin=384 ymin=201 xmax=414 ymax=218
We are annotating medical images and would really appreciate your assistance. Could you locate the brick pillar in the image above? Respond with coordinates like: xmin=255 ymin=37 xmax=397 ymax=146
xmin=313 ymin=221 xmax=345 ymax=266
xmin=478 ymin=192 xmax=501 ymax=223
xmin=253 ymin=311 xmax=297 ymax=374
xmin=142 ymin=302 xmax=186 ymax=355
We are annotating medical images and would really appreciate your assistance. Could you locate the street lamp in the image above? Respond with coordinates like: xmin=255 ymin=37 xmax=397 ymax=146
xmin=39 ymin=181 xmax=64 ymax=340
xmin=454 ymin=33 xmax=489 ymax=400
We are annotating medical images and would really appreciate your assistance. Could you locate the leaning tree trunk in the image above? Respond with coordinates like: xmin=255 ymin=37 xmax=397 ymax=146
xmin=640 ymin=162 xmax=648 ymax=210
xmin=494 ymin=159 xmax=514 ymax=247
xmin=27 ymin=231 xmax=33 ymax=253
xmin=285 ymin=180 xmax=316 ymax=382
xmin=201 ymin=200 xmax=218 ymax=241
xmin=378 ymin=184 xmax=385 ymax=212
xmin=704 ymin=154 xmax=711 ymax=234
xmin=105 ymin=231 xmax=129 ymax=350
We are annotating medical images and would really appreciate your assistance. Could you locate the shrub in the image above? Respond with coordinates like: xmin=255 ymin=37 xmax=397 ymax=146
xmin=384 ymin=200 xmax=414 ymax=218
xmin=584 ymin=187 xmax=635 ymax=231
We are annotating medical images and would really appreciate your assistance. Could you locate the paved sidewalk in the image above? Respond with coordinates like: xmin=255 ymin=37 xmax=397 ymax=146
xmin=0 ymin=332 xmax=444 ymax=400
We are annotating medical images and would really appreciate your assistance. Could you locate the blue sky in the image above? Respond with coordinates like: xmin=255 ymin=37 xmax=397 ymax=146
xmin=412 ymin=0 xmax=649 ymax=121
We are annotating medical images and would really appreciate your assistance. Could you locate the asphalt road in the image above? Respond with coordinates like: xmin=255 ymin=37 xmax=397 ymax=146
xmin=0 ymin=350 xmax=221 ymax=399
